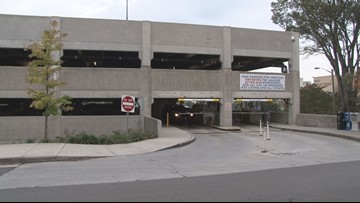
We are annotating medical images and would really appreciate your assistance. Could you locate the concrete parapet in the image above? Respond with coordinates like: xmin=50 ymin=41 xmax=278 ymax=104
xmin=0 ymin=116 xmax=143 ymax=142
xmin=144 ymin=116 xmax=162 ymax=137
xmin=296 ymin=114 xmax=336 ymax=129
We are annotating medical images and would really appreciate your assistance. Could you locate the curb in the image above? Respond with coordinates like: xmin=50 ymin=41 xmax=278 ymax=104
xmin=0 ymin=156 xmax=107 ymax=166
xmin=204 ymin=124 xmax=242 ymax=132
xmin=271 ymin=126 xmax=360 ymax=142
xmin=159 ymin=135 xmax=196 ymax=151
xmin=0 ymin=136 xmax=197 ymax=166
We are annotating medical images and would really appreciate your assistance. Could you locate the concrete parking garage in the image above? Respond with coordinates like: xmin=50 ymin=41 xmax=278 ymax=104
xmin=0 ymin=14 xmax=300 ymax=141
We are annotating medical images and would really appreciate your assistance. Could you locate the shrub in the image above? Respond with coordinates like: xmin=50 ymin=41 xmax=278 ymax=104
xmin=63 ymin=130 xmax=158 ymax=145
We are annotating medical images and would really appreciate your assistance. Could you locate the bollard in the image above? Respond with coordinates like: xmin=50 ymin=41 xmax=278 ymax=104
xmin=267 ymin=121 xmax=270 ymax=140
xmin=260 ymin=120 xmax=263 ymax=136
xmin=262 ymin=130 xmax=267 ymax=153
xmin=167 ymin=113 xmax=170 ymax=127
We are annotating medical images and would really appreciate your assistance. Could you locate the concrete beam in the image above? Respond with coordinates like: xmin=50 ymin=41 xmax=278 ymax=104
xmin=62 ymin=42 xmax=141 ymax=52
xmin=61 ymin=91 xmax=142 ymax=98
xmin=232 ymin=49 xmax=292 ymax=59
xmin=151 ymin=45 xmax=222 ymax=55
xmin=152 ymin=91 xmax=223 ymax=99
xmin=233 ymin=92 xmax=293 ymax=99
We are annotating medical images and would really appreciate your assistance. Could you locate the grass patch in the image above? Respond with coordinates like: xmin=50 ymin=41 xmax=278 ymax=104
xmin=63 ymin=130 xmax=158 ymax=145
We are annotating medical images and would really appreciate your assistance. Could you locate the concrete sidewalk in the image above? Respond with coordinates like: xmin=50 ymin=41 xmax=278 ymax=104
xmin=0 ymin=127 xmax=195 ymax=165
xmin=270 ymin=124 xmax=360 ymax=142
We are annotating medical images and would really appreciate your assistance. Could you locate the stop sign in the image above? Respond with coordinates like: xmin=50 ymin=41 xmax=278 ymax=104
xmin=121 ymin=95 xmax=135 ymax=113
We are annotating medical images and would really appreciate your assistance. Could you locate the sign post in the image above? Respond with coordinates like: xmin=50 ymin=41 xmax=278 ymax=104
xmin=121 ymin=95 xmax=135 ymax=132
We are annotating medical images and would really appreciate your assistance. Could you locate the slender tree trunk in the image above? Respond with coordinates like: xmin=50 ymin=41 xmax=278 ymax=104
xmin=344 ymin=89 xmax=350 ymax=112
xmin=45 ymin=69 xmax=49 ymax=141
xmin=45 ymin=115 xmax=48 ymax=141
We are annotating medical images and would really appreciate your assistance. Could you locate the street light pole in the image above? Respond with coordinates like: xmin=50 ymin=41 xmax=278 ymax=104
xmin=315 ymin=67 xmax=336 ymax=115
xmin=331 ymin=69 xmax=336 ymax=115
xmin=126 ymin=0 xmax=129 ymax=20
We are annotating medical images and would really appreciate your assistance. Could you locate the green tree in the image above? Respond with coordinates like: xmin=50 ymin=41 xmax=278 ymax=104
xmin=272 ymin=0 xmax=360 ymax=112
xmin=301 ymin=84 xmax=334 ymax=114
xmin=26 ymin=20 xmax=72 ymax=141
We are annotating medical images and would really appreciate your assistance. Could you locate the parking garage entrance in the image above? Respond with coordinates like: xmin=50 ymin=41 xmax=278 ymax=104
xmin=233 ymin=98 xmax=288 ymax=125
xmin=152 ymin=98 xmax=220 ymax=126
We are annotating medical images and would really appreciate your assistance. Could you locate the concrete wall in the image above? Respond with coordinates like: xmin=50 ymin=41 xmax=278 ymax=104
xmin=0 ymin=67 xmax=29 ymax=98
xmin=151 ymin=70 xmax=223 ymax=98
xmin=271 ymin=113 xmax=289 ymax=124
xmin=232 ymin=28 xmax=292 ymax=58
xmin=61 ymin=18 xmax=142 ymax=51
xmin=233 ymin=113 xmax=289 ymax=125
xmin=249 ymin=114 xmax=263 ymax=124
xmin=61 ymin=68 xmax=142 ymax=98
xmin=0 ymin=116 xmax=143 ymax=142
xmin=61 ymin=116 xmax=142 ymax=136
xmin=144 ymin=116 xmax=162 ymax=137
xmin=151 ymin=22 xmax=223 ymax=54
xmin=296 ymin=114 xmax=337 ymax=129
xmin=0 ymin=15 xmax=50 ymax=48
xmin=248 ymin=113 xmax=288 ymax=125
xmin=0 ymin=117 xmax=45 ymax=142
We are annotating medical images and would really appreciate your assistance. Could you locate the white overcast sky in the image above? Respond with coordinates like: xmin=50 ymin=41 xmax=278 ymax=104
xmin=0 ymin=0 xmax=332 ymax=81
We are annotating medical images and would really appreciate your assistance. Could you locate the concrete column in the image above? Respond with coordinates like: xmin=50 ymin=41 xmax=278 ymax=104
xmin=142 ymin=21 xmax=152 ymax=67
xmin=51 ymin=16 xmax=63 ymax=100
xmin=50 ymin=16 xmax=62 ymax=139
xmin=140 ymin=21 xmax=152 ymax=117
xmin=140 ymin=66 xmax=152 ymax=117
xmin=222 ymin=27 xmax=232 ymax=69
xmin=220 ymin=27 xmax=233 ymax=127
xmin=220 ymin=69 xmax=233 ymax=127
xmin=288 ymin=32 xmax=300 ymax=125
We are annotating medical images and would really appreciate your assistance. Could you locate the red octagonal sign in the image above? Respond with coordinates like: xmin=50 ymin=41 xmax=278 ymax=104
xmin=121 ymin=95 xmax=135 ymax=113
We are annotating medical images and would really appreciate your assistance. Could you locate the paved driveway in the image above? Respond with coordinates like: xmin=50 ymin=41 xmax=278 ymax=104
xmin=1 ymin=125 xmax=360 ymax=190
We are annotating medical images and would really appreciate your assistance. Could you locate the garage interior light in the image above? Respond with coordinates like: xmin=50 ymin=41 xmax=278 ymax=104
xmin=235 ymin=99 xmax=273 ymax=102
xmin=178 ymin=98 xmax=220 ymax=102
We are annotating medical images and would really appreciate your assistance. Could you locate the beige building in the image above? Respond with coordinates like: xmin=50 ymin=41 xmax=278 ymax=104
xmin=300 ymin=78 xmax=312 ymax=88
xmin=314 ymin=75 xmax=339 ymax=93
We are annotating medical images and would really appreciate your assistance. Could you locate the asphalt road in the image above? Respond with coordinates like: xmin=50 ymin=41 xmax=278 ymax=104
xmin=0 ymin=167 xmax=15 ymax=177
xmin=1 ymin=125 xmax=360 ymax=201
xmin=1 ymin=161 xmax=360 ymax=202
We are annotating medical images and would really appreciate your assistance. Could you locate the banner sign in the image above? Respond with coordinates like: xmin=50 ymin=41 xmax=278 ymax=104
xmin=240 ymin=74 xmax=286 ymax=91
